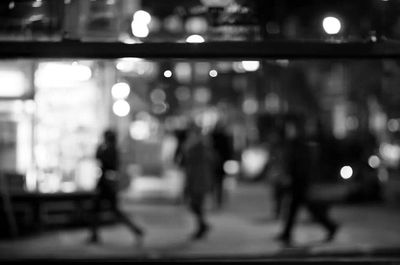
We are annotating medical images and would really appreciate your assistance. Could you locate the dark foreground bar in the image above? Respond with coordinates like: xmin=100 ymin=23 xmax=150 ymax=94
xmin=1 ymin=258 xmax=400 ymax=264
xmin=2 ymin=247 xmax=400 ymax=264
xmin=1 ymin=40 xmax=400 ymax=59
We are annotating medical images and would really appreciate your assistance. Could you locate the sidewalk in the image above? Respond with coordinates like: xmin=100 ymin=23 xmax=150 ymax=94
xmin=1 ymin=182 xmax=400 ymax=260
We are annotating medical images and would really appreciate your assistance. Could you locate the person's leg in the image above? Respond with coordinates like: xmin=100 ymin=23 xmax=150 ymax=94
xmin=88 ymin=193 xmax=102 ymax=243
xmin=273 ymin=184 xmax=284 ymax=219
xmin=276 ymin=194 xmax=301 ymax=245
xmin=215 ymin=173 xmax=225 ymax=209
xmin=306 ymin=201 xmax=339 ymax=241
xmin=110 ymin=194 xmax=144 ymax=238
xmin=189 ymin=193 xmax=210 ymax=240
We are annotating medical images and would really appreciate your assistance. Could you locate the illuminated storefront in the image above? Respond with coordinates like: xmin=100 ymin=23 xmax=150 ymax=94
xmin=0 ymin=61 xmax=35 ymax=191
xmin=0 ymin=60 xmax=112 ymax=194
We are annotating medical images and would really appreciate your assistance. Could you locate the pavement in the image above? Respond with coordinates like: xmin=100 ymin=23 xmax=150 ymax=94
xmin=1 ymin=182 xmax=400 ymax=261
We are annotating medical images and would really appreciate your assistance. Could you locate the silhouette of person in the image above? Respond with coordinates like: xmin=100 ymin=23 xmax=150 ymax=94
xmin=210 ymin=121 xmax=233 ymax=210
xmin=88 ymin=129 xmax=144 ymax=245
xmin=181 ymin=123 xmax=216 ymax=240
xmin=275 ymin=118 xmax=339 ymax=246
xmin=173 ymin=127 xmax=188 ymax=168
xmin=265 ymin=129 xmax=291 ymax=220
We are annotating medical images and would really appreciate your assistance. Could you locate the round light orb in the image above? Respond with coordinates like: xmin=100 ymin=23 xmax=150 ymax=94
xmin=388 ymin=119 xmax=400 ymax=132
xmin=164 ymin=15 xmax=184 ymax=33
xmin=150 ymin=88 xmax=166 ymax=104
xmin=133 ymin=10 xmax=151 ymax=25
xmin=368 ymin=155 xmax=381 ymax=169
xmin=113 ymin=99 xmax=130 ymax=117
xmin=322 ymin=16 xmax=342 ymax=35
xmin=223 ymin=160 xmax=240 ymax=175
xmin=130 ymin=120 xmax=151 ymax=140
xmin=164 ymin=70 xmax=173 ymax=78
xmin=194 ymin=87 xmax=211 ymax=103
xmin=152 ymin=102 xmax=168 ymax=114
xmin=111 ymin=82 xmax=130 ymax=99
xmin=340 ymin=165 xmax=353 ymax=179
xmin=209 ymin=69 xmax=218 ymax=77
xmin=185 ymin=17 xmax=208 ymax=34
xmin=242 ymin=98 xmax=259 ymax=114
xmin=131 ymin=21 xmax=149 ymax=38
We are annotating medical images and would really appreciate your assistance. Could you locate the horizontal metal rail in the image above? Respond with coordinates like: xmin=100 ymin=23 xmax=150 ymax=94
xmin=1 ymin=40 xmax=400 ymax=59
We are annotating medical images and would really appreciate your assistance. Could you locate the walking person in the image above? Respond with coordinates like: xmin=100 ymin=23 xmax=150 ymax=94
xmin=88 ymin=129 xmax=145 ymax=245
xmin=265 ymin=130 xmax=291 ymax=220
xmin=275 ymin=118 xmax=339 ymax=246
xmin=181 ymin=123 xmax=216 ymax=240
xmin=210 ymin=121 xmax=233 ymax=210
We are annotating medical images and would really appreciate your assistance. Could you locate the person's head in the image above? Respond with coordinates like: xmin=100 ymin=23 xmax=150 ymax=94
xmin=103 ymin=129 xmax=117 ymax=144
xmin=285 ymin=115 xmax=306 ymax=140
xmin=188 ymin=121 xmax=202 ymax=136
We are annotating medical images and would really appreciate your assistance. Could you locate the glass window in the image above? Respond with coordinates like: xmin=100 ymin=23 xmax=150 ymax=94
xmin=0 ymin=0 xmax=397 ymax=43
xmin=1 ymin=1 xmax=400 ymax=262
xmin=0 ymin=58 xmax=399 ymax=261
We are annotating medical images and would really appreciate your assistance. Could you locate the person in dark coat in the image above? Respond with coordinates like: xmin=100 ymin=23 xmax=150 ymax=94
xmin=173 ymin=128 xmax=188 ymax=168
xmin=210 ymin=122 xmax=233 ymax=210
xmin=88 ymin=129 xmax=144 ymax=245
xmin=181 ymin=123 xmax=216 ymax=240
xmin=265 ymin=130 xmax=291 ymax=220
xmin=275 ymin=119 xmax=339 ymax=246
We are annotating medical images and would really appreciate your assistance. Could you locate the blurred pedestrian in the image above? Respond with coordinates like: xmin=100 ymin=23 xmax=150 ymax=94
xmin=173 ymin=127 xmax=188 ymax=169
xmin=210 ymin=121 xmax=233 ymax=210
xmin=88 ymin=129 xmax=144 ymax=245
xmin=265 ymin=130 xmax=291 ymax=220
xmin=181 ymin=123 xmax=216 ymax=240
xmin=275 ymin=118 xmax=339 ymax=246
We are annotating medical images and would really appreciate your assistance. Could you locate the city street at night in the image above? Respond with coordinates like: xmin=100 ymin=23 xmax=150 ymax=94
xmin=1 ymin=182 xmax=400 ymax=261
xmin=3 ymin=1 xmax=400 ymax=263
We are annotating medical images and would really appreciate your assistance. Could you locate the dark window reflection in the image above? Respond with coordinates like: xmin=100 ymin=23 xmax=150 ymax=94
xmin=0 ymin=0 xmax=399 ymax=42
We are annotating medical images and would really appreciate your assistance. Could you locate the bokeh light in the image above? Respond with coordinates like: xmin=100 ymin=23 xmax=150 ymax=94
xmin=164 ymin=70 xmax=173 ymax=78
xmin=241 ymin=61 xmax=260 ymax=72
xmin=368 ymin=155 xmax=381 ymax=169
xmin=133 ymin=10 xmax=152 ymax=25
xmin=224 ymin=160 xmax=240 ymax=175
xmin=186 ymin=34 xmax=205 ymax=43
xmin=111 ymin=82 xmax=130 ymax=99
xmin=340 ymin=165 xmax=353 ymax=179
xmin=113 ymin=99 xmax=130 ymax=117
xmin=209 ymin=69 xmax=218 ymax=77
xmin=322 ymin=16 xmax=342 ymax=35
